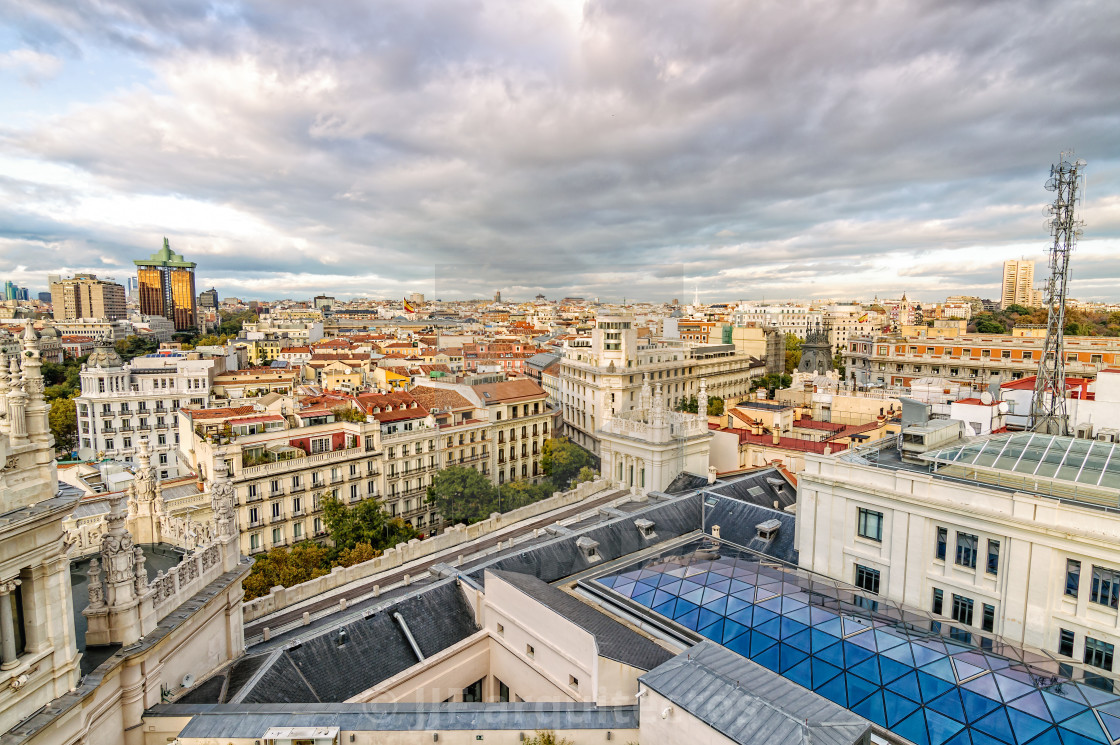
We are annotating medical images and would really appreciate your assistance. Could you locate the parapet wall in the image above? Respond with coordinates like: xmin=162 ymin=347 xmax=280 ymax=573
xmin=241 ymin=478 xmax=613 ymax=621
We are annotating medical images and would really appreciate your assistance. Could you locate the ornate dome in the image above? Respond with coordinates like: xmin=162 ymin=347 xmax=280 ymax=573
xmin=86 ymin=339 xmax=123 ymax=368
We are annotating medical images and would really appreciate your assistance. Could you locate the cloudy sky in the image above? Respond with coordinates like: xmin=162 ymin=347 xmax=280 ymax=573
xmin=2 ymin=0 xmax=1119 ymax=303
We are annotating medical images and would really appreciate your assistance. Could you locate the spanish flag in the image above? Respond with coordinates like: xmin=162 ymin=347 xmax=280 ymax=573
xmin=403 ymin=299 xmax=416 ymax=313
xmin=858 ymin=313 xmax=868 ymax=323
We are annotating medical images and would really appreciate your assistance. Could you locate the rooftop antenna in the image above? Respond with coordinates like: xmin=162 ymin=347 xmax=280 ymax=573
xmin=1031 ymin=151 xmax=1086 ymax=436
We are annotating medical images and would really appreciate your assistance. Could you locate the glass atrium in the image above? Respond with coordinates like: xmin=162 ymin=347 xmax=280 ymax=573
xmin=590 ymin=538 xmax=1120 ymax=745
xmin=919 ymin=433 xmax=1120 ymax=506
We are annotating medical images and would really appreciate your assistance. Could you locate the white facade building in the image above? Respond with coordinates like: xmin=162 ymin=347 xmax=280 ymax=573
xmin=560 ymin=313 xmax=762 ymax=453
xmin=76 ymin=343 xmax=219 ymax=478
xmin=798 ymin=433 xmax=1120 ymax=676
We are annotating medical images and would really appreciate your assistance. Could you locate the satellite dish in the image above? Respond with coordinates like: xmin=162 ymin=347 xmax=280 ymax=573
xmin=77 ymin=447 xmax=95 ymax=461
xmin=181 ymin=673 xmax=195 ymax=689
xmin=998 ymin=401 xmax=1010 ymax=414
xmin=980 ymin=392 xmax=993 ymax=405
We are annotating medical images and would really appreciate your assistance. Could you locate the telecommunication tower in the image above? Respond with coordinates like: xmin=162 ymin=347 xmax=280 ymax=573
xmin=1030 ymin=153 xmax=1086 ymax=435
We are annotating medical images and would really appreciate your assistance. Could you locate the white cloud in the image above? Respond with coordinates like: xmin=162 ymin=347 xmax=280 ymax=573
xmin=0 ymin=48 xmax=63 ymax=84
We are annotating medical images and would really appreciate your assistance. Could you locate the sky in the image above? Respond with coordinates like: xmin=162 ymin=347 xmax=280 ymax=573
xmin=2 ymin=0 xmax=1119 ymax=304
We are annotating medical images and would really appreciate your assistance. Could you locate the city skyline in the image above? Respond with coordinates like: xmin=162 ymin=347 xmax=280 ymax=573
xmin=1 ymin=1 xmax=1119 ymax=302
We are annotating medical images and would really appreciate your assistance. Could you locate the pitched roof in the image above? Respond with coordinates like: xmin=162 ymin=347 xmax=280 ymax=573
xmin=409 ymin=386 xmax=475 ymax=413
xmin=471 ymin=378 xmax=546 ymax=404
xmin=488 ymin=570 xmax=673 ymax=671
xmin=640 ymin=642 xmax=869 ymax=745
xmin=184 ymin=405 xmax=257 ymax=420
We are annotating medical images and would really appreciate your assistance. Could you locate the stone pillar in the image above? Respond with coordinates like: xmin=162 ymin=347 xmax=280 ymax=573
xmin=697 ymin=378 xmax=709 ymax=419
xmin=0 ymin=351 xmax=9 ymax=436
xmin=0 ymin=579 xmax=22 ymax=670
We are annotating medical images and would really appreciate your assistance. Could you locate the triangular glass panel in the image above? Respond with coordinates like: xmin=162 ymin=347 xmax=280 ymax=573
xmin=786 ymin=657 xmax=814 ymax=690
xmin=815 ymin=638 xmax=847 ymax=669
xmin=811 ymin=656 xmax=843 ymax=688
xmin=994 ymin=673 xmax=1038 ymax=703
xmin=632 ymin=588 xmax=656 ymax=607
xmin=1096 ymin=712 xmax=1120 ymax=742
xmin=844 ymin=671 xmax=880 ymax=708
xmin=815 ymin=671 xmax=849 ymax=708
xmin=927 ymin=709 xmax=968 ymax=745
xmin=851 ymin=690 xmax=887 ymax=727
xmin=725 ymin=595 xmax=753 ymax=619
xmin=1059 ymin=711 xmax=1109 ymax=744
xmin=675 ymin=608 xmax=700 ymax=630
xmin=927 ymin=689 xmax=968 ymax=724
xmin=785 ymin=629 xmax=813 ymax=654
xmin=843 ymin=640 xmax=876 ymax=667
xmin=780 ymin=643 xmax=810 ymax=674
xmin=939 ymin=728 xmax=973 ymax=745
xmin=894 ymin=708 xmax=934 ymax=745
xmin=652 ymin=598 xmax=677 ymax=618
xmin=971 ymin=708 xmax=1015 ymax=743
xmin=725 ymin=631 xmax=752 ymax=659
xmin=811 ymin=628 xmax=841 ymax=653
xmin=959 ymin=687 xmax=1002 ymax=723
xmin=892 ymin=671 xmax=923 ymax=703
xmin=922 ymin=657 xmax=959 ymax=683
xmin=962 ymin=673 xmax=1003 ymax=702
xmin=913 ymin=643 xmax=949 ymax=668
xmin=672 ymin=599 xmax=698 ymax=620
xmin=1008 ymin=691 xmax=1054 ymax=722
xmin=722 ymin=620 xmax=751 ymax=645
xmin=701 ymin=595 xmax=728 ymax=616
xmin=1024 ymin=728 xmax=1062 ymax=745
xmin=1041 ymin=690 xmax=1089 ymax=724
xmin=707 ymin=578 xmax=731 ymax=594
xmin=849 ymin=656 xmax=883 ymax=685
xmin=1006 ymin=707 xmax=1053 ymax=744
xmin=880 ymin=656 xmax=915 ymax=685
xmin=698 ymin=619 xmax=724 ymax=642
xmin=884 ymin=689 xmax=922 ymax=727
xmin=882 ymin=641 xmax=918 ymax=667
xmin=750 ymin=632 xmax=779 ymax=657
xmin=696 ymin=607 xmax=723 ymax=631
xmin=780 ymin=616 xmax=809 ymax=640
xmin=919 ymin=671 xmax=958 ymax=704
xmin=1059 ymin=728 xmax=1110 ymax=745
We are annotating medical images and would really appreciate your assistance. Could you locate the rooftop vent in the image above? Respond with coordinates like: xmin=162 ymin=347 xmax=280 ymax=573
xmin=755 ymin=519 xmax=781 ymax=541
xmin=634 ymin=518 xmax=657 ymax=539
xmin=576 ymin=536 xmax=601 ymax=562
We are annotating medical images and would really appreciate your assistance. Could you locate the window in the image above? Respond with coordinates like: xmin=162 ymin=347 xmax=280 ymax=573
xmin=293 ymin=523 xmax=302 ymax=539
xmin=569 ymin=674 xmax=579 ymax=690
xmin=496 ymin=623 xmax=504 ymax=636
xmin=462 ymin=678 xmax=483 ymax=703
xmin=932 ymin=588 xmax=944 ymax=615
xmin=1090 ymin=566 xmax=1120 ymax=608
xmin=982 ymin=604 xmax=995 ymax=633
xmin=1066 ymin=559 xmax=1082 ymax=597
xmin=951 ymin=594 xmax=974 ymax=626
xmin=986 ymin=539 xmax=1000 ymax=575
xmin=1059 ymin=629 xmax=1075 ymax=658
xmin=248 ymin=484 xmax=258 ymax=499
xmin=955 ymin=533 xmax=978 ymax=569
xmin=936 ymin=527 xmax=947 ymax=561
xmin=293 ymin=496 xmax=302 ymax=514
xmin=857 ymin=508 xmax=883 ymax=542
xmin=272 ymin=527 xmax=281 ymax=544
xmin=499 ymin=680 xmax=510 ymax=703
xmin=526 ymin=644 xmax=535 ymax=658
xmin=250 ymin=533 xmax=260 ymax=550
xmin=854 ymin=565 xmax=881 ymax=595
xmin=248 ymin=507 xmax=259 ymax=525
xmin=271 ymin=501 xmax=281 ymax=518
xmin=1085 ymin=637 xmax=1115 ymax=671
xmin=313 ymin=517 xmax=322 ymax=534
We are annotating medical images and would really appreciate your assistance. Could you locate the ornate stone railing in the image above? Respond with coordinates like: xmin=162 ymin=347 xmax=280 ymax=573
xmin=239 ymin=445 xmax=366 ymax=478
xmin=147 ymin=542 xmax=225 ymax=617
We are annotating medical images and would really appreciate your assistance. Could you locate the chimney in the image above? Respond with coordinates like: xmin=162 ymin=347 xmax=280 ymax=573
xmin=772 ymin=428 xmax=780 ymax=446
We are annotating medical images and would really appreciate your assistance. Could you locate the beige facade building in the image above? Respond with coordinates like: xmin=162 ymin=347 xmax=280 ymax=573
xmin=50 ymin=274 xmax=127 ymax=321
xmin=1001 ymin=259 xmax=1040 ymax=309
xmin=561 ymin=313 xmax=764 ymax=453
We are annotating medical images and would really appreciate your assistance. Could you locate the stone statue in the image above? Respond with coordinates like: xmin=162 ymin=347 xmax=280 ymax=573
xmin=87 ymin=558 xmax=105 ymax=609
xmin=210 ymin=462 xmax=236 ymax=540
xmin=132 ymin=547 xmax=147 ymax=596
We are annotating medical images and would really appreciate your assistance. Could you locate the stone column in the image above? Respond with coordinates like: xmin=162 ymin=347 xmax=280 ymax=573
xmin=0 ymin=579 xmax=22 ymax=670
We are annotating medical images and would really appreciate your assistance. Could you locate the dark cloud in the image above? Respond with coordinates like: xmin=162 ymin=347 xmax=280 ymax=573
xmin=1 ymin=0 xmax=1119 ymax=300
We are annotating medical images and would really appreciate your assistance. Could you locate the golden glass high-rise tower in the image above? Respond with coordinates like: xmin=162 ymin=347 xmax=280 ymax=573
xmin=134 ymin=238 xmax=198 ymax=331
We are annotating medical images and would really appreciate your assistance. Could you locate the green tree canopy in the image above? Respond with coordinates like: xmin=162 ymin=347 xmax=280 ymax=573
xmin=49 ymin=397 xmax=77 ymax=453
xmin=540 ymin=437 xmax=595 ymax=487
xmin=321 ymin=494 xmax=419 ymax=554
xmin=242 ymin=541 xmax=332 ymax=600
xmin=114 ymin=335 xmax=159 ymax=361
xmin=784 ymin=333 xmax=802 ymax=373
xmin=426 ymin=466 xmax=500 ymax=525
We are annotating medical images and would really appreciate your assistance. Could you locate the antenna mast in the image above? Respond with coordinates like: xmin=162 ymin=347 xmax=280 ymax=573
xmin=1031 ymin=152 xmax=1086 ymax=436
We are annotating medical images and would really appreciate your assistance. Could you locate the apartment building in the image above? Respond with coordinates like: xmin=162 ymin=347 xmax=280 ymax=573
xmin=50 ymin=274 xmax=127 ymax=321
xmin=844 ymin=331 xmax=1120 ymax=389
xmin=732 ymin=304 xmax=821 ymax=338
xmin=75 ymin=343 xmax=217 ymax=477
xmin=560 ymin=313 xmax=764 ymax=453
xmin=473 ymin=379 xmax=550 ymax=485
xmin=1002 ymin=259 xmax=1042 ymax=309
xmin=799 ymin=432 xmax=1120 ymax=674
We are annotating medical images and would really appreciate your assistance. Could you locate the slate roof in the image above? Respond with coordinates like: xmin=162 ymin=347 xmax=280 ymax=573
xmin=701 ymin=496 xmax=797 ymax=563
xmin=664 ymin=472 xmax=711 ymax=495
xmin=225 ymin=580 xmax=479 ymax=704
xmin=489 ymin=570 xmax=673 ymax=671
xmin=640 ymin=641 xmax=870 ymax=745
xmin=160 ymin=702 xmax=637 ymax=738
xmin=705 ymin=466 xmax=796 ymax=510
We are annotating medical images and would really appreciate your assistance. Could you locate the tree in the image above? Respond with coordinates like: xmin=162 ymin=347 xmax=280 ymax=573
xmin=321 ymin=495 xmax=419 ymax=554
xmin=707 ymin=396 xmax=724 ymax=416
xmin=575 ymin=466 xmax=597 ymax=484
xmin=335 ymin=542 xmax=379 ymax=567
xmin=114 ymin=335 xmax=159 ymax=361
xmin=525 ymin=733 xmax=572 ymax=745
xmin=972 ymin=315 xmax=1006 ymax=334
xmin=427 ymin=466 xmax=500 ymax=525
xmin=498 ymin=479 xmax=554 ymax=512
xmin=540 ymin=437 xmax=595 ymax=487
xmin=784 ymin=334 xmax=802 ymax=373
xmin=217 ymin=309 xmax=258 ymax=337
xmin=832 ymin=350 xmax=846 ymax=380
xmin=675 ymin=395 xmax=698 ymax=413
xmin=242 ymin=541 xmax=332 ymax=600
xmin=49 ymin=397 xmax=78 ymax=453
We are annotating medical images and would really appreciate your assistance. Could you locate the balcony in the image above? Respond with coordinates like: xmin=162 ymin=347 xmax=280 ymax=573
xmin=245 ymin=492 xmax=263 ymax=504
xmin=247 ymin=518 xmax=264 ymax=529
xmin=331 ymin=474 xmax=344 ymax=484
xmin=268 ymin=513 xmax=285 ymax=524
xmin=269 ymin=488 xmax=284 ymax=498
xmin=240 ymin=445 xmax=367 ymax=479
xmin=290 ymin=483 xmax=306 ymax=493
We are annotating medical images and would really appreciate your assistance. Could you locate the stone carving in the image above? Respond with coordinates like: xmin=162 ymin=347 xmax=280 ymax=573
xmin=87 ymin=559 xmax=105 ymax=609
xmin=132 ymin=547 xmax=147 ymax=596
xmin=210 ymin=462 xmax=236 ymax=540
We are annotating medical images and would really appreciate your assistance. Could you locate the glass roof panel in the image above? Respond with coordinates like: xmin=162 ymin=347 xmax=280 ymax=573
xmin=594 ymin=539 xmax=1118 ymax=745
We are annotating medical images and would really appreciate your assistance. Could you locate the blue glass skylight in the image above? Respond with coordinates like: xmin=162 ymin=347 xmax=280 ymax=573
xmin=592 ymin=540 xmax=1120 ymax=745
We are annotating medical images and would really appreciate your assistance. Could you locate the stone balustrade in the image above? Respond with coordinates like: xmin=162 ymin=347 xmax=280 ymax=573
xmin=242 ymin=477 xmax=612 ymax=621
